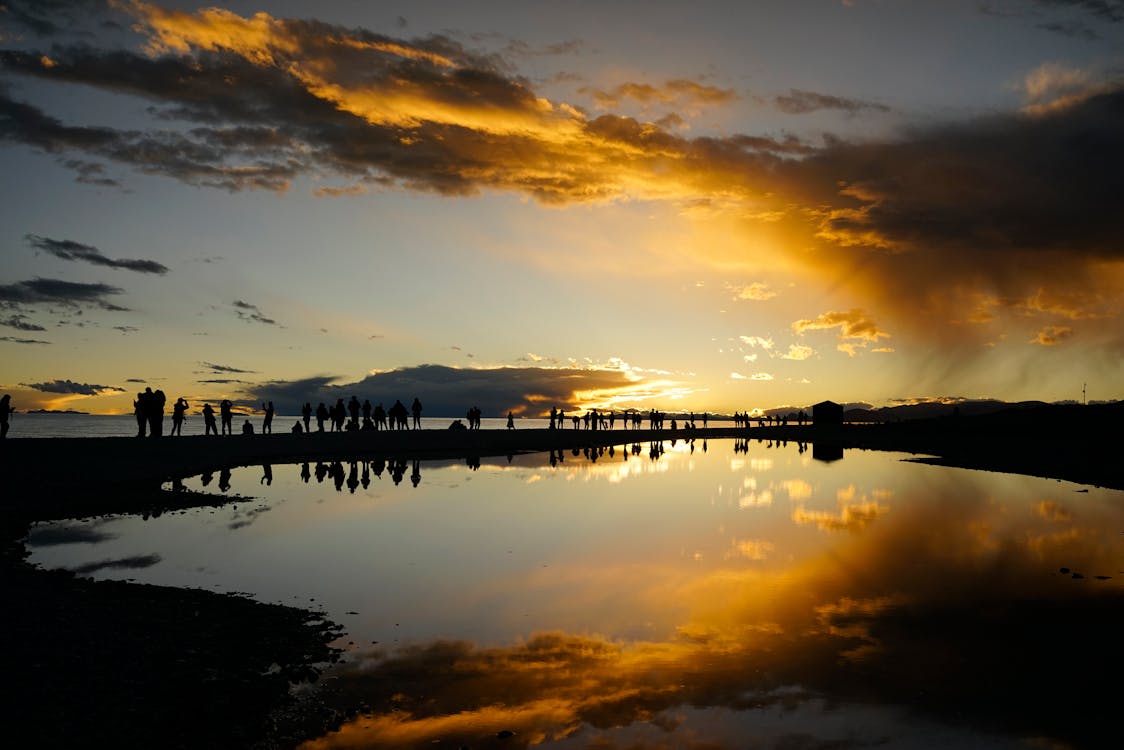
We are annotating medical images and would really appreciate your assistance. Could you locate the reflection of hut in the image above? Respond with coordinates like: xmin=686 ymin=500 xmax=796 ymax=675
xmin=812 ymin=443 xmax=844 ymax=463
xmin=812 ymin=400 xmax=844 ymax=425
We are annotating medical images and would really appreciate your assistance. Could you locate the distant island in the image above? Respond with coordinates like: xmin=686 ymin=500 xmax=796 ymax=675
xmin=25 ymin=409 xmax=90 ymax=415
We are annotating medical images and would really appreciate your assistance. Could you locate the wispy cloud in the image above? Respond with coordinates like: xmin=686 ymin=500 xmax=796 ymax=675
xmin=232 ymin=299 xmax=277 ymax=325
xmin=25 ymin=234 xmax=169 ymax=274
xmin=773 ymin=89 xmax=890 ymax=115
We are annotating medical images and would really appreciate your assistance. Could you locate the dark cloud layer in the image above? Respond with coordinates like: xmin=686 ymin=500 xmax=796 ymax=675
xmin=20 ymin=378 xmax=124 ymax=395
xmin=0 ymin=335 xmax=50 ymax=344
xmin=0 ymin=277 xmax=127 ymax=310
xmin=249 ymin=364 xmax=639 ymax=417
xmin=25 ymin=234 xmax=168 ymax=274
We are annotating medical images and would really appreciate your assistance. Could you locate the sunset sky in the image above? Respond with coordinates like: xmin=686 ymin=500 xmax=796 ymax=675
xmin=2 ymin=0 xmax=1122 ymax=416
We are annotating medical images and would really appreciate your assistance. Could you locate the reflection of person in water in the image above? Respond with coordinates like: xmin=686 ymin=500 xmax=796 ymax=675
xmin=261 ymin=463 xmax=272 ymax=485
xmin=218 ymin=467 xmax=232 ymax=492
xmin=410 ymin=459 xmax=421 ymax=487
xmin=0 ymin=394 xmax=13 ymax=439
xmin=300 ymin=462 xmax=311 ymax=483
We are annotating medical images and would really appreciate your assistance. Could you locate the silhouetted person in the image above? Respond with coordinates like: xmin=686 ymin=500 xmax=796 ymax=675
xmin=410 ymin=459 xmax=421 ymax=487
xmin=0 ymin=394 xmax=12 ymax=439
xmin=292 ymin=421 xmax=303 ymax=434
xmin=412 ymin=397 xmax=423 ymax=429
xmin=202 ymin=403 xmax=218 ymax=435
xmin=171 ymin=397 xmax=188 ymax=436
xmin=301 ymin=402 xmax=312 ymax=432
xmin=220 ymin=399 xmax=233 ymax=435
xmin=300 ymin=462 xmax=311 ymax=482
xmin=362 ymin=399 xmax=372 ymax=422
xmin=149 ymin=389 xmax=166 ymax=438
xmin=316 ymin=402 xmax=328 ymax=432
xmin=262 ymin=401 xmax=274 ymax=434
xmin=261 ymin=463 xmax=273 ymax=485
xmin=241 ymin=419 xmax=254 ymax=435
xmin=348 ymin=396 xmax=360 ymax=425
xmin=373 ymin=403 xmax=387 ymax=430
xmin=219 ymin=467 xmax=232 ymax=492
xmin=507 ymin=411 xmax=515 ymax=429
xmin=133 ymin=391 xmax=146 ymax=437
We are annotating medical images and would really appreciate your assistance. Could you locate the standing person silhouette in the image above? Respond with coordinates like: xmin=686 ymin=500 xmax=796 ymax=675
xmin=301 ymin=402 xmax=312 ymax=433
xmin=412 ymin=397 xmax=423 ymax=429
xmin=220 ymin=399 xmax=233 ymax=435
xmin=171 ymin=397 xmax=188 ymax=436
xmin=133 ymin=391 xmax=147 ymax=437
xmin=507 ymin=411 xmax=515 ymax=429
xmin=150 ymin=389 xmax=166 ymax=438
xmin=202 ymin=403 xmax=218 ymax=435
xmin=262 ymin=401 xmax=274 ymax=434
xmin=0 ymin=394 xmax=12 ymax=439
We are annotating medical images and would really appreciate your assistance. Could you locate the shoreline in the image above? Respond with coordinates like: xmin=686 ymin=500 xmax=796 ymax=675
xmin=3 ymin=404 xmax=1123 ymax=526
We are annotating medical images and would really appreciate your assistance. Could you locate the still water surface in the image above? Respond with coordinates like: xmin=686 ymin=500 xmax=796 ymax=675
xmin=26 ymin=438 xmax=1124 ymax=748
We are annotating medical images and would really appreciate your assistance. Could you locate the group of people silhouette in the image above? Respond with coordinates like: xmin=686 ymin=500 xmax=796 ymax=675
xmin=295 ymin=396 xmax=424 ymax=433
xmin=133 ymin=387 xmax=168 ymax=437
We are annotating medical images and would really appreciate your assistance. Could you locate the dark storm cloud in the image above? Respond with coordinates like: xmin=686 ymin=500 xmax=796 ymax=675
xmin=25 ymin=234 xmax=169 ymax=274
xmin=773 ymin=89 xmax=891 ymax=115
xmin=249 ymin=364 xmax=640 ymax=417
xmin=232 ymin=299 xmax=277 ymax=326
xmin=20 ymin=378 xmax=125 ymax=395
xmin=1 ymin=314 xmax=46 ymax=331
xmin=0 ymin=277 xmax=127 ymax=310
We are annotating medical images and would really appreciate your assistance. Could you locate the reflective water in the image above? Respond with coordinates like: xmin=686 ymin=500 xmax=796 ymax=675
xmin=25 ymin=439 xmax=1124 ymax=748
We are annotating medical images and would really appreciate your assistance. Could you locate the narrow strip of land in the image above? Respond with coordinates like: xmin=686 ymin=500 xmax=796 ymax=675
xmin=2 ymin=402 xmax=1121 ymax=526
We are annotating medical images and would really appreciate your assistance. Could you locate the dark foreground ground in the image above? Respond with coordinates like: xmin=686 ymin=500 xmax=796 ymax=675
xmin=1 ymin=402 xmax=1121 ymax=748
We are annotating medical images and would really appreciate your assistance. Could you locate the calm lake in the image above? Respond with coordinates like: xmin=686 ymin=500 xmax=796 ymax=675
xmin=25 ymin=438 xmax=1124 ymax=749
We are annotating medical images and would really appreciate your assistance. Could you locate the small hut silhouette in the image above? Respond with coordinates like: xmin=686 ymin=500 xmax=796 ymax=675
xmin=812 ymin=400 xmax=844 ymax=426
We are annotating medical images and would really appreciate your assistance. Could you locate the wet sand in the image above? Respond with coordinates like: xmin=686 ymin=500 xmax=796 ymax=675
xmin=2 ymin=401 xmax=1120 ymax=748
